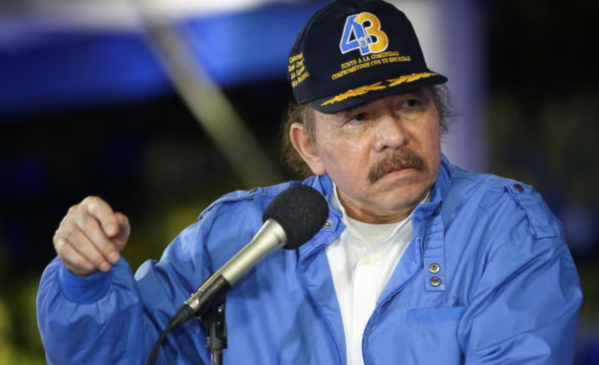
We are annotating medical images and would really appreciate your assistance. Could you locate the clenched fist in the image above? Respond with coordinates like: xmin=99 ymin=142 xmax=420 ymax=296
xmin=53 ymin=196 xmax=131 ymax=277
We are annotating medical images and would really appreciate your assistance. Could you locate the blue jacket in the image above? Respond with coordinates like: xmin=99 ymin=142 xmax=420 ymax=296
xmin=37 ymin=156 xmax=582 ymax=364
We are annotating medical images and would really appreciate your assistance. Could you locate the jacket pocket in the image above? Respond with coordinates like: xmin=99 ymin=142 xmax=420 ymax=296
xmin=405 ymin=306 xmax=466 ymax=323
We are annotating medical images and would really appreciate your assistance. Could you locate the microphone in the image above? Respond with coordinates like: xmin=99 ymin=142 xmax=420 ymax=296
xmin=168 ymin=184 xmax=329 ymax=328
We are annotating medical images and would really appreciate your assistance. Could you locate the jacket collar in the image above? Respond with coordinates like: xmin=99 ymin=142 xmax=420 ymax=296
xmin=298 ymin=154 xmax=454 ymax=259
xmin=294 ymin=156 xmax=454 ymax=363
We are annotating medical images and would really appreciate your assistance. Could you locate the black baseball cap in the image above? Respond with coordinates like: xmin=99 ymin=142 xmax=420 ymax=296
xmin=288 ymin=0 xmax=448 ymax=114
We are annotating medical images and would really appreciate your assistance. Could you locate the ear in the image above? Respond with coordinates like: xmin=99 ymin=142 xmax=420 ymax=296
xmin=289 ymin=123 xmax=326 ymax=175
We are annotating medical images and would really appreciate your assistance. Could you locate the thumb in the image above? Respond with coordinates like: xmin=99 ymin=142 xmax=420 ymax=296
xmin=112 ymin=212 xmax=131 ymax=252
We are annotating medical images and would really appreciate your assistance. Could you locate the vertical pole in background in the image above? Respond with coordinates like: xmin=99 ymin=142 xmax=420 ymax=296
xmin=133 ymin=3 xmax=284 ymax=189
xmin=390 ymin=0 xmax=487 ymax=172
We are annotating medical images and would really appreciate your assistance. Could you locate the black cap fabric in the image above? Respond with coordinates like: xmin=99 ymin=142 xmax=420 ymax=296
xmin=288 ymin=0 xmax=448 ymax=114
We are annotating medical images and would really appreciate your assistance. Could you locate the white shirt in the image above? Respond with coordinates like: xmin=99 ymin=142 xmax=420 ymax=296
xmin=325 ymin=186 xmax=419 ymax=365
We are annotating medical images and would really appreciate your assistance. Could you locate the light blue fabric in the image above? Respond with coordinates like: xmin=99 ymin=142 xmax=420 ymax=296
xmin=36 ymin=156 xmax=582 ymax=364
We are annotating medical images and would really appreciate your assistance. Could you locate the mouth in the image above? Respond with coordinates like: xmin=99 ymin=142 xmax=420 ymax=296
xmin=381 ymin=165 xmax=416 ymax=178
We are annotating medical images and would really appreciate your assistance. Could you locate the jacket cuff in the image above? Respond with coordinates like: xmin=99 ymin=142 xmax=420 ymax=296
xmin=57 ymin=260 xmax=115 ymax=304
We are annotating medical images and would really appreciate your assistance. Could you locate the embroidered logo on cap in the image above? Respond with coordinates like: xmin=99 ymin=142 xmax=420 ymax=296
xmin=340 ymin=12 xmax=389 ymax=56
xmin=321 ymin=72 xmax=438 ymax=106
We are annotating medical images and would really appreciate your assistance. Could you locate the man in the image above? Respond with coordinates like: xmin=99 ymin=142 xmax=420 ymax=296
xmin=37 ymin=0 xmax=582 ymax=364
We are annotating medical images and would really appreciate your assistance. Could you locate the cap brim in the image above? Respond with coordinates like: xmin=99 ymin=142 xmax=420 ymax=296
xmin=310 ymin=73 xmax=448 ymax=114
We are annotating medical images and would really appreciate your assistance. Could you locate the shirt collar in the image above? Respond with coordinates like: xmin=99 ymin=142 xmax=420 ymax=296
xmin=300 ymin=154 xmax=453 ymax=254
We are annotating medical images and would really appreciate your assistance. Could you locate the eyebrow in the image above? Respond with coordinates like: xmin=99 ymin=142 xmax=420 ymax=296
xmin=336 ymin=90 xmax=424 ymax=118
xmin=337 ymin=107 xmax=363 ymax=119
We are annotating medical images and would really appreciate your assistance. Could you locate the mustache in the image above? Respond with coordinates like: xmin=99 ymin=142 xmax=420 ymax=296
xmin=368 ymin=150 xmax=427 ymax=184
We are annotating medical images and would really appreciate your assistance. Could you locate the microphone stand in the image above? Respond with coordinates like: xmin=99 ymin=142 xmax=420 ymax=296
xmin=200 ymin=300 xmax=227 ymax=365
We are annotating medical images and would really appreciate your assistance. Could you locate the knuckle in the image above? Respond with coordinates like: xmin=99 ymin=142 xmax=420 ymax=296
xmin=83 ymin=196 xmax=99 ymax=203
xmin=73 ymin=212 xmax=84 ymax=226
xmin=53 ymin=237 xmax=65 ymax=251
xmin=60 ymin=209 xmax=76 ymax=229
xmin=57 ymin=242 xmax=75 ymax=262
xmin=74 ymin=213 xmax=93 ymax=231
xmin=65 ymin=226 xmax=82 ymax=242
xmin=83 ymin=196 xmax=100 ymax=209
xmin=54 ymin=237 xmax=66 ymax=253
xmin=68 ymin=205 xmax=79 ymax=215
xmin=88 ymin=196 xmax=104 ymax=210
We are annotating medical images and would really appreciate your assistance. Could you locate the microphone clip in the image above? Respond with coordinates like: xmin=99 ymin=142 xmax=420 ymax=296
xmin=201 ymin=300 xmax=228 ymax=365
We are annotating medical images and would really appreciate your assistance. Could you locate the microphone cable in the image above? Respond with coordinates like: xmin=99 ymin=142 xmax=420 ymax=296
xmin=145 ymin=306 xmax=195 ymax=365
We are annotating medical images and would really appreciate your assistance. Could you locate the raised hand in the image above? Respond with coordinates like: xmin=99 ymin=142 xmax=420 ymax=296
xmin=53 ymin=196 xmax=131 ymax=277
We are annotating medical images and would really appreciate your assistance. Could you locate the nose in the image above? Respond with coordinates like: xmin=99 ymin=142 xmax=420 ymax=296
xmin=373 ymin=113 xmax=409 ymax=152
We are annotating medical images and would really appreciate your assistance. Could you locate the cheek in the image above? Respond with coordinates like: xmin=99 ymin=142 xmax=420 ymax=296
xmin=421 ymin=124 xmax=442 ymax=175
xmin=416 ymin=114 xmax=441 ymax=154
xmin=402 ymin=114 xmax=441 ymax=178
xmin=316 ymin=139 xmax=371 ymax=181
xmin=423 ymin=130 xmax=441 ymax=158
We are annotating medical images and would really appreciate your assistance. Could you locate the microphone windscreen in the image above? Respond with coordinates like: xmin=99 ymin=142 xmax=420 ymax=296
xmin=262 ymin=185 xmax=329 ymax=250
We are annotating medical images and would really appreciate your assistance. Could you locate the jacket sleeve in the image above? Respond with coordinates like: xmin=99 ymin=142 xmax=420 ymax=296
xmin=457 ymin=234 xmax=582 ymax=364
xmin=36 ymin=220 xmax=212 ymax=365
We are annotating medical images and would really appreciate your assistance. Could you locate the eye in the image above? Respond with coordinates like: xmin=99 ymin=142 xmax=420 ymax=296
xmin=350 ymin=113 xmax=368 ymax=122
xmin=403 ymin=99 xmax=420 ymax=108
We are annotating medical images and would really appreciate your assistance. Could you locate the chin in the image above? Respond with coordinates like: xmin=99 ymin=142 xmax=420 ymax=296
xmin=376 ymin=181 xmax=431 ymax=207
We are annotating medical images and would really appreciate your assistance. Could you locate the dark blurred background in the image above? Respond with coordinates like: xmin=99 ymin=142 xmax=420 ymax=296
xmin=1 ymin=0 xmax=598 ymax=363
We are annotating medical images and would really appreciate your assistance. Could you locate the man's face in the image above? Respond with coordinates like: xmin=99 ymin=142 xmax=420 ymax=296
xmin=299 ymin=88 xmax=441 ymax=223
